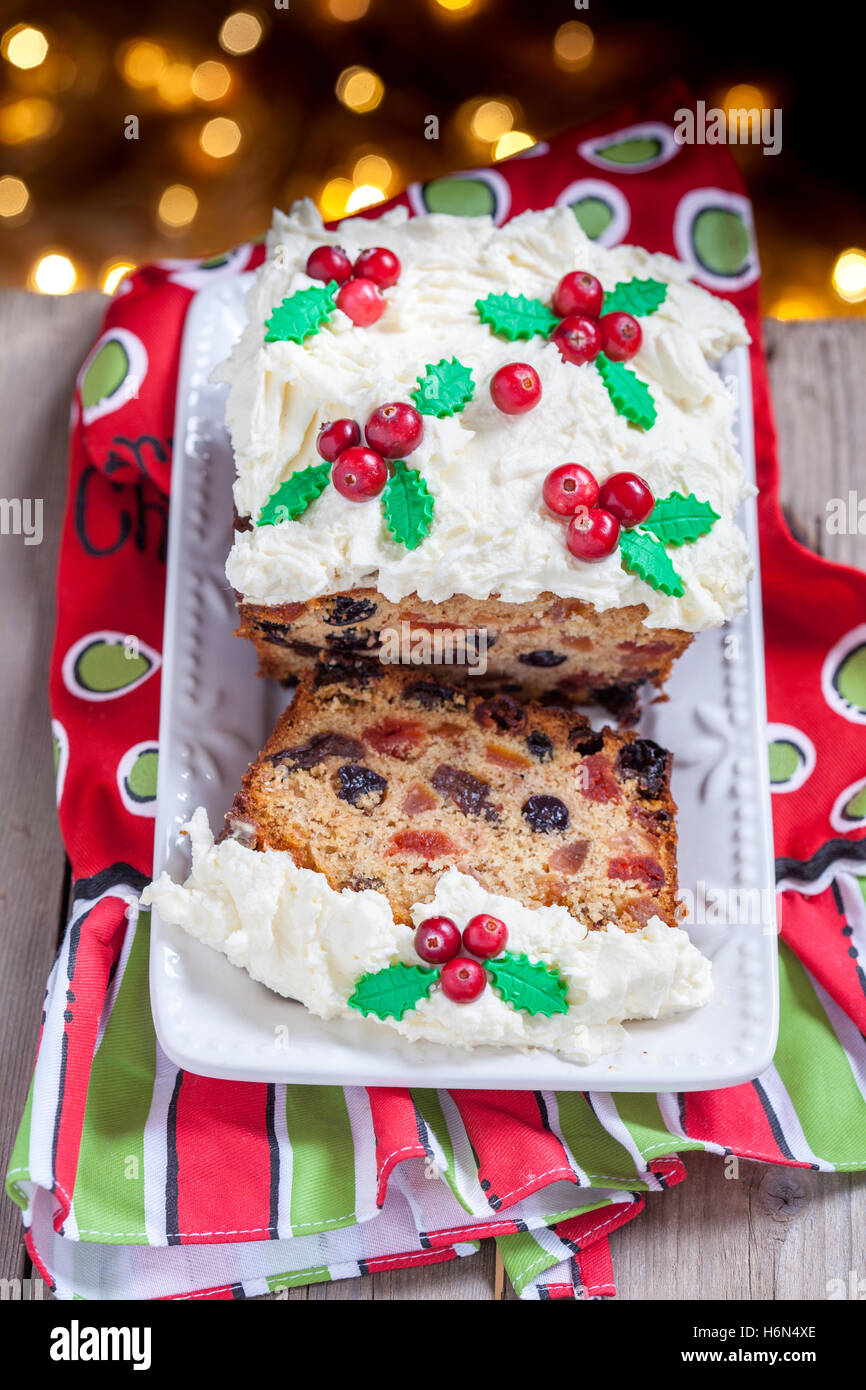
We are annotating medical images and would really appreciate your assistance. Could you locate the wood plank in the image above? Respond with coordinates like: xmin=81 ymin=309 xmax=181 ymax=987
xmin=0 ymin=291 xmax=105 ymax=1286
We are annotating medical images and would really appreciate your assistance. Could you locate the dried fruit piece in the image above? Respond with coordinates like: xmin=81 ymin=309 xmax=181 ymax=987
xmin=385 ymin=829 xmax=459 ymax=860
xmin=323 ymin=595 xmax=378 ymax=625
xmin=518 ymin=650 xmax=567 ymax=668
xmin=526 ymin=730 xmax=554 ymax=762
xmin=336 ymin=763 xmax=387 ymax=809
xmin=473 ymin=694 xmax=527 ymax=735
xmin=402 ymin=784 xmax=440 ymax=817
xmin=607 ymin=855 xmax=665 ymax=888
xmin=364 ymin=717 xmax=428 ymax=760
xmin=578 ymin=753 xmax=622 ymax=803
xmin=522 ymin=794 xmax=570 ymax=833
xmin=548 ymin=839 xmax=590 ymax=875
xmin=616 ymin=738 xmax=670 ymax=799
xmin=270 ymin=731 xmax=364 ymax=770
xmin=431 ymin=764 xmax=500 ymax=821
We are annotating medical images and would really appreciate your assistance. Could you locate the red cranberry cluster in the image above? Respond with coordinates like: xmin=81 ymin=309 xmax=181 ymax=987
xmin=414 ymin=912 xmax=509 ymax=1002
xmin=543 ymin=464 xmax=655 ymax=561
xmin=317 ymin=401 xmax=424 ymax=501
xmin=550 ymin=270 xmax=641 ymax=367
xmin=305 ymin=243 xmax=401 ymax=327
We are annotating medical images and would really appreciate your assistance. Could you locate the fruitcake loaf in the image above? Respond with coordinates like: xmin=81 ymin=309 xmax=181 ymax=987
xmin=223 ymin=666 xmax=681 ymax=933
xmin=219 ymin=200 xmax=752 ymax=711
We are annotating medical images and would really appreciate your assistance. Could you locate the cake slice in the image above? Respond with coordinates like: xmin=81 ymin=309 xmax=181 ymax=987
xmin=223 ymin=666 xmax=680 ymax=933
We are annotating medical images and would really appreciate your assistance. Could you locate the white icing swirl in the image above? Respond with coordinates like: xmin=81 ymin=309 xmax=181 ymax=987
xmin=143 ymin=808 xmax=713 ymax=1065
xmin=220 ymin=201 xmax=752 ymax=632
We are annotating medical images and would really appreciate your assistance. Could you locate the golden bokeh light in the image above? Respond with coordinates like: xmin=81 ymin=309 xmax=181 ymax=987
xmin=553 ymin=21 xmax=594 ymax=71
xmin=352 ymin=152 xmax=394 ymax=190
xmin=494 ymin=130 xmax=535 ymax=160
xmin=346 ymin=183 xmax=386 ymax=213
xmin=767 ymin=292 xmax=825 ymax=321
xmin=119 ymin=39 xmax=167 ymax=89
xmin=723 ymin=84 xmax=765 ymax=114
xmin=470 ymin=99 xmax=514 ymax=142
xmin=318 ymin=176 xmax=354 ymax=221
xmin=219 ymin=11 xmax=263 ymax=56
xmin=102 ymin=261 xmax=135 ymax=295
xmin=336 ymin=65 xmax=384 ymax=113
xmin=325 ymin=0 xmax=370 ymax=18
xmin=0 ymin=174 xmax=29 ymax=217
xmin=0 ymin=97 xmax=57 ymax=144
xmin=2 ymin=24 xmax=48 ymax=70
xmin=157 ymin=62 xmax=195 ymax=108
xmin=191 ymin=60 xmax=232 ymax=101
xmin=30 ymin=252 xmax=77 ymax=295
xmin=157 ymin=183 xmax=198 ymax=228
xmin=832 ymin=248 xmax=866 ymax=304
xmin=432 ymin=0 xmax=480 ymax=13
xmin=199 ymin=116 xmax=242 ymax=158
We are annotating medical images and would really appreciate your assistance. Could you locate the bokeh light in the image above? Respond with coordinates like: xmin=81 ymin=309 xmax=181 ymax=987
xmin=199 ymin=116 xmax=242 ymax=158
xmin=336 ymin=66 xmax=384 ymax=113
xmin=2 ymin=24 xmax=48 ymax=71
xmin=30 ymin=252 xmax=77 ymax=294
xmin=101 ymin=261 xmax=135 ymax=295
xmin=191 ymin=60 xmax=232 ymax=101
xmin=318 ymin=176 xmax=354 ymax=221
xmin=832 ymin=249 xmax=866 ymax=304
xmin=157 ymin=62 xmax=195 ymax=108
xmin=325 ymin=0 xmax=370 ymax=17
xmin=470 ymin=99 xmax=514 ymax=142
xmin=432 ymin=0 xmax=480 ymax=13
xmin=157 ymin=183 xmax=198 ymax=228
xmin=553 ymin=21 xmax=594 ymax=72
xmin=352 ymin=152 xmax=395 ymax=190
xmin=119 ymin=39 xmax=167 ymax=89
xmin=0 ymin=97 xmax=57 ymax=144
xmin=219 ymin=11 xmax=263 ymax=56
xmin=0 ymin=175 xmax=29 ymax=218
xmin=494 ymin=130 xmax=535 ymax=160
xmin=346 ymin=183 xmax=386 ymax=213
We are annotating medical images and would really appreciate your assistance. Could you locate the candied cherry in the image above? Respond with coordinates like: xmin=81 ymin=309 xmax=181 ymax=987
xmin=553 ymin=270 xmax=603 ymax=320
xmin=441 ymin=956 xmax=487 ymax=1003
xmin=336 ymin=277 xmax=385 ymax=326
xmin=415 ymin=916 xmax=461 ymax=965
xmin=566 ymin=506 xmax=620 ymax=561
xmin=332 ymin=446 xmax=388 ymax=501
xmin=365 ymin=402 xmax=424 ymax=458
xmin=551 ymin=314 xmax=602 ymax=366
xmin=462 ymin=913 xmax=508 ymax=959
xmin=306 ymin=244 xmax=352 ymax=285
xmin=599 ymin=311 xmax=642 ymax=362
xmin=353 ymin=246 xmax=401 ymax=288
xmin=490 ymin=362 xmax=542 ymax=415
xmin=596 ymin=471 xmax=654 ymax=528
xmin=317 ymin=417 xmax=360 ymax=463
xmin=543 ymin=463 xmax=599 ymax=517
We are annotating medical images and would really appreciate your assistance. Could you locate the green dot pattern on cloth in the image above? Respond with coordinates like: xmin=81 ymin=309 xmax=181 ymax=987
xmin=199 ymin=254 xmax=230 ymax=269
xmin=842 ymin=783 xmax=866 ymax=821
xmin=691 ymin=208 xmax=750 ymax=277
xmin=768 ymin=740 xmax=803 ymax=784
xmin=125 ymin=749 xmax=159 ymax=803
xmin=74 ymin=640 xmax=151 ymax=694
xmin=53 ymin=734 xmax=60 ymax=775
xmin=422 ymin=177 xmax=496 ymax=216
xmin=834 ymin=644 xmax=866 ymax=714
xmin=80 ymin=340 xmax=130 ymax=410
xmin=594 ymin=136 xmax=662 ymax=166
xmin=570 ymin=197 xmax=615 ymax=240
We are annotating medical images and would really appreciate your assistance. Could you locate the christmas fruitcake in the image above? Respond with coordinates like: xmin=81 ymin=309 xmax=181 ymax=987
xmin=220 ymin=200 xmax=752 ymax=710
xmin=144 ymin=670 xmax=713 ymax=1063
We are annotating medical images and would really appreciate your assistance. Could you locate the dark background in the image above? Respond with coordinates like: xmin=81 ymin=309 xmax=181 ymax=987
xmin=1 ymin=0 xmax=864 ymax=314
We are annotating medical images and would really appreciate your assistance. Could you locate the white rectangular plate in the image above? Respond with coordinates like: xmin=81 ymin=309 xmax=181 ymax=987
xmin=149 ymin=273 xmax=778 ymax=1092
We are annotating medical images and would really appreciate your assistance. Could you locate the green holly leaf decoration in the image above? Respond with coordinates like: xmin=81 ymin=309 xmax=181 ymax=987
xmin=596 ymin=353 xmax=657 ymax=430
xmin=619 ymin=528 xmax=684 ymax=597
xmin=347 ymin=961 xmax=439 ymax=1021
xmin=642 ymin=491 xmax=720 ymax=546
xmin=411 ymin=357 xmax=475 ymax=417
xmin=485 ymin=952 xmax=569 ymax=1018
xmin=382 ymin=460 xmax=435 ymax=550
xmin=264 ymin=281 xmax=337 ymax=344
xmin=475 ymin=292 xmax=560 ymax=342
xmin=258 ymin=460 xmax=332 ymax=526
xmin=602 ymin=278 xmax=668 ymax=317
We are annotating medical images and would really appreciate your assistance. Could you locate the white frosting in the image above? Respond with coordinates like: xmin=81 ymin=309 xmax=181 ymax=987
xmin=221 ymin=200 xmax=752 ymax=632
xmin=143 ymin=808 xmax=713 ymax=1064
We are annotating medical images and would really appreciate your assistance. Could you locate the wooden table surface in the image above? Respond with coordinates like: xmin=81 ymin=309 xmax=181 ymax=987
xmin=1 ymin=294 xmax=864 ymax=1301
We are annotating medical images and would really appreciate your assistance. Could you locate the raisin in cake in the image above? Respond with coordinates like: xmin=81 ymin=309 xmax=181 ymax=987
xmin=220 ymin=200 xmax=751 ymax=711
xmin=225 ymin=668 xmax=680 ymax=932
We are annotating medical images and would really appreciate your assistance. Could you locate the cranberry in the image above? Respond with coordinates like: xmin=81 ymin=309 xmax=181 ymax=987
xmin=317 ymin=417 xmax=361 ymax=463
xmin=543 ymin=463 xmax=600 ymax=517
xmin=336 ymin=277 xmax=385 ymax=326
xmin=462 ymin=913 xmax=508 ymax=959
xmin=306 ymin=244 xmax=352 ymax=285
xmin=599 ymin=311 xmax=642 ymax=362
xmin=551 ymin=315 xmax=602 ymax=366
xmin=490 ymin=362 xmax=542 ymax=414
xmin=414 ymin=916 xmax=461 ymax=964
xmin=331 ymin=446 xmax=388 ymax=501
xmin=365 ymin=402 xmax=424 ymax=458
xmin=353 ymin=246 xmax=401 ymax=288
xmin=440 ymin=956 xmax=487 ymax=1003
xmin=566 ymin=506 xmax=620 ymax=561
xmin=596 ymin=472 xmax=654 ymax=528
xmin=553 ymin=270 xmax=603 ymax=320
